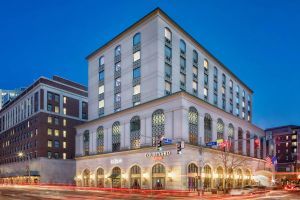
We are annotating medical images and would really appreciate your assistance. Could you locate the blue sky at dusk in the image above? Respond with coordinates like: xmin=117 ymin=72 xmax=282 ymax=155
xmin=0 ymin=0 xmax=299 ymax=129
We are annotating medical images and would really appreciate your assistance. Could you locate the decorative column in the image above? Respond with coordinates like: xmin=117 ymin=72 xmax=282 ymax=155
xmin=198 ymin=115 xmax=204 ymax=145
xmin=124 ymin=121 xmax=130 ymax=150
xmin=212 ymin=119 xmax=217 ymax=142
xmin=145 ymin=115 xmax=152 ymax=146
xmin=90 ymin=129 xmax=97 ymax=154
xmin=140 ymin=117 xmax=146 ymax=146
xmin=234 ymin=126 xmax=238 ymax=153
xmin=173 ymin=107 xmax=188 ymax=142
xmin=104 ymin=128 xmax=109 ymax=152
xmin=107 ymin=127 xmax=112 ymax=152
xmin=223 ymin=123 xmax=228 ymax=141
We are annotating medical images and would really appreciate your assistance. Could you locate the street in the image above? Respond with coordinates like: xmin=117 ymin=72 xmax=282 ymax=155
xmin=0 ymin=186 xmax=300 ymax=200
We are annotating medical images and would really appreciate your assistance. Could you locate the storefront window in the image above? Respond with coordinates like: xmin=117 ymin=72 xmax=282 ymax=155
xmin=96 ymin=168 xmax=104 ymax=187
xmin=203 ymin=165 xmax=212 ymax=191
xmin=188 ymin=163 xmax=199 ymax=191
xmin=152 ymin=164 xmax=165 ymax=190
xmin=82 ymin=169 xmax=90 ymax=187
xmin=130 ymin=165 xmax=141 ymax=189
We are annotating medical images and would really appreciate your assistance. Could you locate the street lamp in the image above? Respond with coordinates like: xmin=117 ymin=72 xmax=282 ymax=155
xmin=18 ymin=152 xmax=30 ymax=184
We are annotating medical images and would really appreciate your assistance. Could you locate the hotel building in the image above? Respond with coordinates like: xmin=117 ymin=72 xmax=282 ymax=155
xmin=0 ymin=76 xmax=88 ymax=185
xmin=75 ymin=8 xmax=270 ymax=190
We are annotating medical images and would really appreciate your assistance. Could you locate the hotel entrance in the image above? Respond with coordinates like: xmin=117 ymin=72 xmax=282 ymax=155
xmin=110 ymin=167 xmax=121 ymax=188
xmin=152 ymin=164 xmax=166 ymax=190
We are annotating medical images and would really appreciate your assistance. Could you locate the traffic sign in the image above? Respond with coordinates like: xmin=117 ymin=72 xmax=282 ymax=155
xmin=206 ymin=141 xmax=217 ymax=147
xmin=163 ymin=138 xmax=172 ymax=145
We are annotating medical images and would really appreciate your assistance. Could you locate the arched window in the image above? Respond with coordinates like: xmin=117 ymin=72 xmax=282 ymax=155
xmin=164 ymin=27 xmax=172 ymax=41
xmin=188 ymin=163 xmax=198 ymax=191
xmin=82 ymin=169 xmax=90 ymax=187
xmin=83 ymin=130 xmax=89 ymax=156
xmin=133 ymin=33 xmax=141 ymax=46
xmin=204 ymin=114 xmax=212 ymax=144
xmin=112 ymin=122 xmax=121 ymax=152
xmin=152 ymin=164 xmax=166 ymax=190
xmin=244 ymin=169 xmax=251 ymax=186
xmin=193 ymin=50 xmax=198 ymax=63
xmin=96 ymin=126 xmax=104 ymax=153
xmin=216 ymin=167 xmax=224 ymax=189
xmin=228 ymin=124 xmax=234 ymax=152
xmin=227 ymin=168 xmax=234 ymax=189
xmin=246 ymin=131 xmax=251 ymax=156
xmin=217 ymin=119 xmax=224 ymax=140
xmin=203 ymin=165 xmax=212 ymax=190
xmin=96 ymin=168 xmax=104 ymax=187
xmin=130 ymin=165 xmax=141 ymax=189
xmin=99 ymin=56 xmax=104 ymax=66
xmin=115 ymin=45 xmax=121 ymax=57
xmin=180 ymin=39 xmax=186 ymax=54
xmin=130 ymin=116 xmax=141 ymax=149
xmin=236 ymin=169 xmax=243 ymax=188
xmin=238 ymin=128 xmax=243 ymax=154
xmin=111 ymin=167 xmax=121 ymax=188
xmin=152 ymin=109 xmax=165 ymax=146
xmin=214 ymin=67 xmax=218 ymax=77
xmin=203 ymin=59 xmax=209 ymax=70
xmin=189 ymin=107 xmax=198 ymax=145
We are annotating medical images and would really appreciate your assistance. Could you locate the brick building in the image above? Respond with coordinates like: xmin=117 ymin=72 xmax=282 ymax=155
xmin=0 ymin=76 xmax=87 ymax=184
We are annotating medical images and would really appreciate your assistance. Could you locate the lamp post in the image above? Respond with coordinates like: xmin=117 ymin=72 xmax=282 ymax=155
xmin=18 ymin=152 xmax=30 ymax=184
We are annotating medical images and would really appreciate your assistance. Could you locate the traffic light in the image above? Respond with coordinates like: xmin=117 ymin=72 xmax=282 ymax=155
xmin=177 ymin=142 xmax=182 ymax=154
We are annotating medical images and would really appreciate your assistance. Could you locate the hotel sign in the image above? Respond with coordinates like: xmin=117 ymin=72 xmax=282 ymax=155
xmin=145 ymin=151 xmax=171 ymax=159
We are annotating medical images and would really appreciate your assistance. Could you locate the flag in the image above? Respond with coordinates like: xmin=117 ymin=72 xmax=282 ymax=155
xmin=265 ymin=156 xmax=272 ymax=168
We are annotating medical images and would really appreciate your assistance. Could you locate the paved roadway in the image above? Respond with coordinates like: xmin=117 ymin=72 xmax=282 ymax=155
xmin=0 ymin=187 xmax=299 ymax=200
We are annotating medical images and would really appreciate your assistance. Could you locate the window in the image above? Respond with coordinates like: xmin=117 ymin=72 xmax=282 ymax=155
xmin=112 ymin=122 xmax=121 ymax=152
xmin=115 ymin=62 xmax=121 ymax=72
xmin=180 ymin=39 xmax=186 ymax=54
xmin=54 ymin=94 xmax=59 ymax=102
xmin=47 ymin=151 xmax=52 ymax=159
xmin=54 ymin=130 xmax=59 ymax=137
xmin=229 ymin=80 xmax=233 ymax=88
xmin=193 ymin=50 xmax=198 ymax=63
xmin=54 ymin=117 xmax=59 ymax=125
xmin=165 ymin=63 xmax=172 ymax=77
xmin=164 ymin=28 xmax=172 ymax=41
xmin=189 ymin=107 xmax=198 ymax=145
xmin=165 ymin=81 xmax=171 ymax=94
xmin=98 ymin=100 xmax=104 ymax=109
xmin=133 ymin=84 xmax=140 ymax=95
xmin=286 ymin=135 xmax=289 ymax=140
xmin=204 ymin=74 xmax=208 ymax=85
xmin=96 ymin=126 xmax=104 ymax=153
xmin=165 ymin=46 xmax=172 ymax=60
xmin=133 ymin=33 xmax=141 ymax=46
xmin=214 ymin=93 xmax=218 ymax=105
xmin=54 ymin=140 xmax=59 ymax=148
xmin=54 ymin=153 xmax=59 ymax=159
xmin=130 ymin=116 xmax=141 ymax=149
xmin=222 ymin=86 xmax=225 ymax=95
xmin=180 ymin=73 xmax=186 ymax=87
xmin=115 ymin=45 xmax=121 ymax=57
xmin=83 ymin=130 xmax=89 ymax=156
xmin=47 ymin=128 xmax=52 ymax=136
xmin=204 ymin=88 xmax=208 ymax=98
xmin=63 ymin=96 xmax=67 ymax=104
xmin=204 ymin=114 xmax=212 ymax=143
xmin=192 ymin=81 xmax=198 ymax=91
xmin=193 ymin=66 xmax=198 ymax=78
xmin=48 ymin=140 xmax=52 ymax=148
xmin=99 ymin=71 xmax=104 ymax=81
xmin=292 ymin=135 xmax=297 ymax=140
xmin=217 ymin=119 xmax=224 ymax=140
xmin=63 ymin=142 xmax=67 ymax=149
xmin=63 ymin=108 xmax=67 ymax=115
xmin=47 ymin=92 xmax=53 ymax=100
xmin=236 ymin=85 xmax=240 ymax=93
xmin=63 ymin=130 xmax=67 ymax=138
xmin=236 ymin=108 xmax=239 ymax=116
xmin=99 ymin=85 xmax=104 ymax=94
xmin=63 ymin=153 xmax=66 ymax=160
xmin=222 ymin=99 xmax=226 ymax=109
xmin=214 ymin=67 xmax=218 ymax=77
xmin=204 ymin=59 xmax=208 ymax=70
xmin=213 ymin=81 xmax=218 ymax=91
xmin=133 ymin=51 xmax=140 ymax=62
xmin=63 ymin=119 xmax=67 ymax=126
xmin=47 ymin=116 xmax=52 ymax=124
xmin=222 ymin=74 xmax=226 ymax=84
xmin=242 ymin=90 xmax=246 ymax=97
xmin=115 ymin=77 xmax=121 ymax=87
xmin=47 ymin=104 xmax=52 ymax=112
xmin=115 ymin=93 xmax=121 ymax=102
xmin=152 ymin=109 xmax=165 ymax=146
xmin=54 ymin=106 xmax=59 ymax=113
xmin=180 ymin=57 xmax=186 ymax=69
xmin=99 ymin=56 xmax=104 ymax=66
xmin=133 ymin=67 xmax=141 ymax=79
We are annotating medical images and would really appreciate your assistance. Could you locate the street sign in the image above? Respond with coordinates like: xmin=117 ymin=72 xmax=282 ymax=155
xmin=206 ymin=141 xmax=217 ymax=147
xmin=163 ymin=138 xmax=172 ymax=144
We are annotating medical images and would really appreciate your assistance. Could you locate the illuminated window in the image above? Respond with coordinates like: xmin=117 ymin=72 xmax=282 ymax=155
xmin=54 ymin=106 xmax=59 ymax=113
xmin=63 ymin=96 xmax=67 ymax=104
xmin=133 ymin=51 xmax=140 ymax=62
xmin=130 ymin=116 xmax=141 ymax=149
xmin=229 ymin=80 xmax=233 ymax=88
xmin=63 ymin=130 xmax=67 ymax=138
xmin=292 ymin=135 xmax=297 ymax=140
xmin=63 ymin=119 xmax=67 ymax=126
xmin=48 ymin=140 xmax=52 ymax=148
xmin=165 ymin=81 xmax=171 ymax=94
xmin=63 ymin=153 xmax=66 ymax=160
xmin=189 ymin=107 xmax=198 ymax=145
xmin=98 ymin=100 xmax=104 ymax=109
xmin=63 ymin=142 xmax=67 ymax=149
xmin=96 ymin=126 xmax=104 ymax=153
xmin=164 ymin=28 xmax=172 ymax=41
xmin=98 ymin=85 xmax=104 ymax=94
xmin=63 ymin=108 xmax=67 ymax=115
xmin=292 ymin=142 xmax=297 ymax=147
xmin=133 ymin=84 xmax=140 ymax=95
xmin=192 ymin=81 xmax=198 ymax=91
xmin=47 ymin=128 xmax=52 ymax=136
xmin=54 ymin=130 xmax=59 ymax=137
xmin=222 ymin=86 xmax=225 ymax=94
xmin=204 ymin=59 xmax=208 ymax=69
xmin=48 ymin=116 xmax=52 ymax=124
xmin=204 ymin=88 xmax=208 ymax=98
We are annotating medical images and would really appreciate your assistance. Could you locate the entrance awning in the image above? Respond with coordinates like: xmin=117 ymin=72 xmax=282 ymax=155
xmin=108 ymin=174 xmax=121 ymax=179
